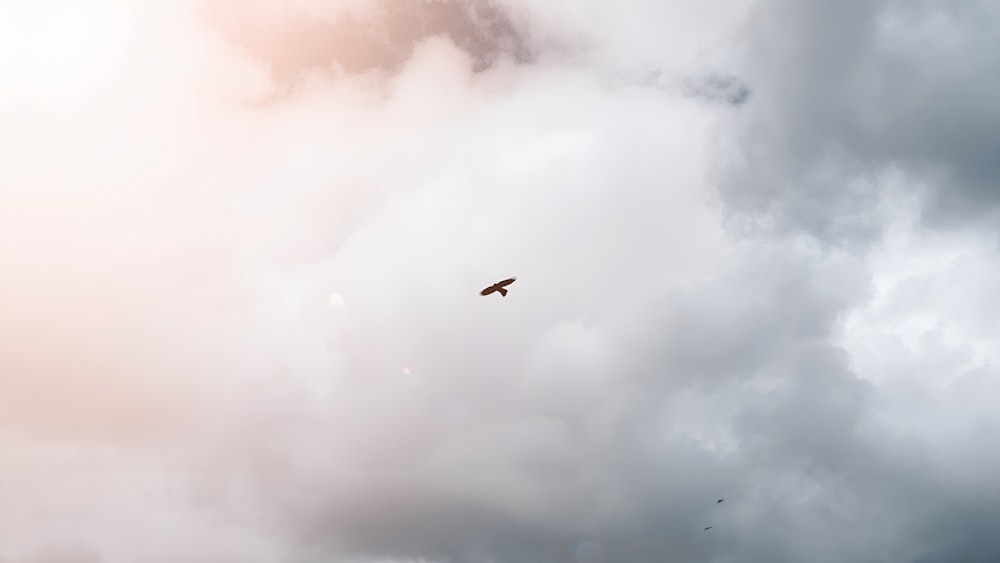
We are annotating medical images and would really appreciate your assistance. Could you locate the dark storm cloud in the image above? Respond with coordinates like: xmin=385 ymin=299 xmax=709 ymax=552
xmin=731 ymin=370 xmax=1000 ymax=563
xmin=715 ymin=0 xmax=1000 ymax=242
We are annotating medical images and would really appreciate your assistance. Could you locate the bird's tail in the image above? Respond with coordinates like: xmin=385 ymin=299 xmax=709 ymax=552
xmin=498 ymin=287 xmax=508 ymax=297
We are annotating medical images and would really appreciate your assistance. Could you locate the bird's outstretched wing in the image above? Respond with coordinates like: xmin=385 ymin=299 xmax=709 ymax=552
xmin=479 ymin=277 xmax=515 ymax=296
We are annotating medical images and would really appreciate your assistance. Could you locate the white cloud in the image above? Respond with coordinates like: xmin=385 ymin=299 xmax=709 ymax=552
xmin=2 ymin=1 xmax=1000 ymax=562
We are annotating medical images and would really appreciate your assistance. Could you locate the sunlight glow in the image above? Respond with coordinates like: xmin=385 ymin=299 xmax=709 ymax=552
xmin=0 ymin=1 xmax=132 ymax=104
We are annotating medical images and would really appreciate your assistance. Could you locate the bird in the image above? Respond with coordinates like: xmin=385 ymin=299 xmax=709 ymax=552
xmin=717 ymin=499 xmax=724 ymax=504
xmin=703 ymin=526 xmax=712 ymax=531
xmin=480 ymin=277 xmax=516 ymax=297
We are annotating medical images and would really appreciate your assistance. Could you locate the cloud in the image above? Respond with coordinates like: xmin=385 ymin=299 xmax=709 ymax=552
xmin=2 ymin=1 xmax=999 ymax=563
xmin=714 ymin=0 xmax=1000 ymax=242
xmin=10 ymin=543 xmax=102 ymax=563
xmin=203 ymin=0 xmax=532 ymax=88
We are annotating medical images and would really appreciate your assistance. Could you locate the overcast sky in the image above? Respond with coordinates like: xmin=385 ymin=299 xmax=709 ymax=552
xmin=2 ymin=1 xmax=999 ymax=562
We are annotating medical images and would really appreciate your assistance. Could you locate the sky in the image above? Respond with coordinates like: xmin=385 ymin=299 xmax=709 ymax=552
xmin=1 ymin=0 xmax=999 ymax=562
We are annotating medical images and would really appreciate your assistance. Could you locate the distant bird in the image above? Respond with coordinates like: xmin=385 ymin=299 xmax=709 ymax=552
xmin=704 ymin=526 xmax=712 ymax=531
xmin=717 ymin=499 xmax=724 ymax=504
xmin=480 ymin=277 xmax=516 ymax=297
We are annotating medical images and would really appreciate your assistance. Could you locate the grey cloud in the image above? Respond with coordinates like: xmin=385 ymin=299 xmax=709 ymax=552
xmin=630 ymin=69 xmax=751 ymax=108
xmin=683 ymin=74 xmax=751 ymax=107
xmin=730 ymin=385 xmax=1000 ymax=563
xmin=164 ymin=243 xmax=881 ymax=563
xmin=715 ymin=0 xmax=1000 ymax=242
xmin=613 ymin=244 xmax=870 ymax=391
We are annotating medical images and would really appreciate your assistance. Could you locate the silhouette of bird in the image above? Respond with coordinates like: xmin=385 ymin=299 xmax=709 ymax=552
xmin=480 ymin=277 xmax=516 ymax=297
xmin=717 ymin=499 xmax=724 ymax=504
xmin=704 ymin=526 xmax=712 ymax=531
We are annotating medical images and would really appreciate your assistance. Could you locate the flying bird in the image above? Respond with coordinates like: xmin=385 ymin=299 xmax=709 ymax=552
xmin=717 ymin=499 xmax=724 ymax=504
xmin=704 ymin=527 xmax=712 ymax=531
xmin=480 ymin=277 xmax=516 ymax=297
